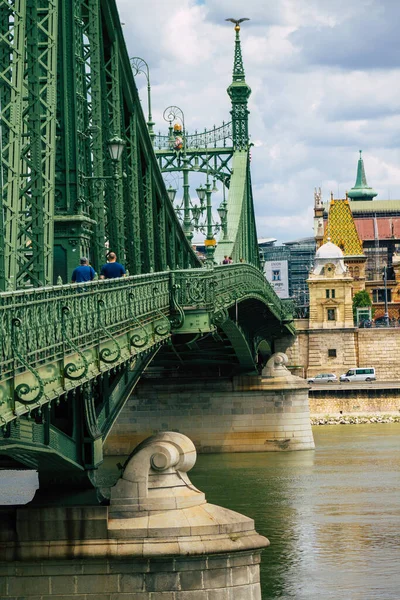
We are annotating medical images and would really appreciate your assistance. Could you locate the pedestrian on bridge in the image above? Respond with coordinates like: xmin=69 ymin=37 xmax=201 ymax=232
xmin=71 ymin=257 xmax=96 ymax=283
xmin=100 ymin=252 xmax=126 ymax=279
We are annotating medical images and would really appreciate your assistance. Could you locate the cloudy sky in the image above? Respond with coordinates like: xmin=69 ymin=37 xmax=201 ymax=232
xmin=116 ymin=0 xmax=400 ymax=244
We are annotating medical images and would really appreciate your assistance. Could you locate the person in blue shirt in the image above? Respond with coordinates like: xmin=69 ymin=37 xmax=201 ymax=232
xmin=100 ymin=252 xmax=126 ymax=279
xmin=71 ymin=257 xmax=96 ymax=283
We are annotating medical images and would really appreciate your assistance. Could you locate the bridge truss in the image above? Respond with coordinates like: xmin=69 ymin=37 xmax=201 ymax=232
xmin=0 ymin=0 xmax=295 ymax=497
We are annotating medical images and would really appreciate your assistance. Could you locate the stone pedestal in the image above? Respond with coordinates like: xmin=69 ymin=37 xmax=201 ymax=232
xmin=105 ymin=353 xmax=315 ymax=455
xmin=0 ymin=432 xmax=269 ymax=599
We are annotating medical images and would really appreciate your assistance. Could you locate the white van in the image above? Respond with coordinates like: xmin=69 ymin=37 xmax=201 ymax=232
xmin=340 ymin=368 xmax=376 ymax=382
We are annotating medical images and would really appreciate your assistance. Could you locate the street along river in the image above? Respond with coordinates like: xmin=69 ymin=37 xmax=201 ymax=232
xmin=1 ymin=424 xmax=399 ymax=599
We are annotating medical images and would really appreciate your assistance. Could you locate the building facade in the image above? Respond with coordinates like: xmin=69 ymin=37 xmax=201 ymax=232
xmin=259 ymin=237 xmax=315 ymax=316
xmin=315 ymin=151 xmax=400 ymax=319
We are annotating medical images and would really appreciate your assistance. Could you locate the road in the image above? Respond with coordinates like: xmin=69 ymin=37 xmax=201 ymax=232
xmin=308 ymin=380 xmax=400 ymax=391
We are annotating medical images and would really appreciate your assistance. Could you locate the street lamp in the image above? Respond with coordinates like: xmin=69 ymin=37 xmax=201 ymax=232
xmin=108 ymin=135 xmax=126 ymax=162
xmin=217 ymin=183 xmax=228 ymax=241
xmin=167 ymin=185 xmax=177 ymax=204
xmin=196 ymin=176 xmax=228 ymax=267
xmin=161 ymin=108 xmax=228 ymax=263
xmin=130 ymin=57 xmax=155 ymax=142
xmin=82 ymin=134 xmax=126 ymax=186
xmin=163 ymin=105 xmax=194 ymax=242
xmin=80 ymin=134 xmax=126 ymax=268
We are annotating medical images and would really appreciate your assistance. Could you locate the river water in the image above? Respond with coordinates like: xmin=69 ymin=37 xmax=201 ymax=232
xmin=1 ymin=424 xmax=400 ymax=599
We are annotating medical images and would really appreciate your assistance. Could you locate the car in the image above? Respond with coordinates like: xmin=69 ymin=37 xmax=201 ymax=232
xmin=307 ymin=373 xmax=338 ymax=384
xmin=340 ymin=367 xmax=376 ymax=382
xmin=374 ymin=316 xmax=389 ymax=327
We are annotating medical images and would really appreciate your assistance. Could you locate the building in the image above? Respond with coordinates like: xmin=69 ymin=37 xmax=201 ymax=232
xmin=259 ymin=237 xmax=315 ymax=315
xmin=315 ymin=151 xmax=400 ymax=319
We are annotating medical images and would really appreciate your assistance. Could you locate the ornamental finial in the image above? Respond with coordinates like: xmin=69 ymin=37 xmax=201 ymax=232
xmin=225 ymin=17 xmax=250 ymax=31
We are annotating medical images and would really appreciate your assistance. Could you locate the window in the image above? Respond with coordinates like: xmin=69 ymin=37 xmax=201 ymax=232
xmin=326 ymin=289 xmax=336 ymax=299
xmin=328 ymin=349 xmax=337 ymax=357
xmin=327 ymin=308 xmax=336 ymax=321
xmin=272 ymin=270 xmax=281 ymax=281
xmin=372 ymin=288 xmax=392 ymax=303
xmin=331 ymin=289 xmax=335 ymax=299
xmin=326 ymin=289 xmax=330 ymax=298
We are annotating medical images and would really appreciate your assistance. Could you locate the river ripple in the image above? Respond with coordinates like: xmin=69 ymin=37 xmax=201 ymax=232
xmin=1 ymin=424 xmax=399 ymax=599
xmin=191 ymin=424 xmax=400 ymax=599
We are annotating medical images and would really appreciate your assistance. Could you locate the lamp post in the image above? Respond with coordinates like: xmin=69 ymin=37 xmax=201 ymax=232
xmin=383 ymin=264 xmax=389 ymax=324
xmin=81 ymin=135 xmax=126 ymax=264
xmin=82 ymin=134 xmax=126 ymax=184
xmin=130 ymin=57 xmax=155 ymax=142
xmin=203 ymin=179 xmax=216 ymax=265
xmin=161 ymin=108 xmax=228 ymax=264
xmin=163 ymin=106 xmax=194 ymax=242
xmin=217 ymin=184 xmax=228 ymax=241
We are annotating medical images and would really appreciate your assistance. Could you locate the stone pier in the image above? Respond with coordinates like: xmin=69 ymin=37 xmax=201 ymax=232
xmin=0 ymin=432 xmax=268 ymax=599
xmin=105 ymin=353 xmax=315 ymax=455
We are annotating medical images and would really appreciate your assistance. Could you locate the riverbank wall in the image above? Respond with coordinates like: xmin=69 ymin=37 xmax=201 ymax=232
xmin=309 ymin=387 xmax=400 ymax=416
xmin=276 ymin=318 xmax=400 ymax=380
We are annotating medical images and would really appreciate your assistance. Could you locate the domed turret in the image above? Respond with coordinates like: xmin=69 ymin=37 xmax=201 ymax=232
xmin=315 ymin=240 xmax=343 ymax=260
xmin=312 ymin=238 xmax=346 ymax=276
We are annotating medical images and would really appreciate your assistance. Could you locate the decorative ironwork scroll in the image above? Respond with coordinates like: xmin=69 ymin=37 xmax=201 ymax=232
xmin=61 ymin=306 xmax=89 ymax=380
xmin=97 ymin=299 xmax=121 ymax=363
xmin=83 ymin=381 xmax=101 ymax=439
xmin=11 ymin=318 xmax=44 ymax=404
xmin=128 ymin=291 xmax=150 ymax=348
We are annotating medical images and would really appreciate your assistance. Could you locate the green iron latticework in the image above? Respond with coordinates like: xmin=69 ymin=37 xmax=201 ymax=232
xmin=154 ymin=22 xmax=258 ymax=266
xmin=0 ymin=0 xmax=58 ymax=290
xmin=227 ymin=23 xmax=251 ymax=151
xmin=0 ymin=3 xmax=295 ymax=495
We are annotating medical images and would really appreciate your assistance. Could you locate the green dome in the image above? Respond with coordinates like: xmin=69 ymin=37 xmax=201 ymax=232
xmin=347 ymin=150 xmax=377 ymax=201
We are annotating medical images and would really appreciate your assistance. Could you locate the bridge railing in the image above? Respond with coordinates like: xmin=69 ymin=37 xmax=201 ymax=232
xmin=171 ymin=263 xmax=291 ymax=322
xmin=0 ymin=265 xmax=294 ymax=387
xmin=0 ymin=273 xmax=170 ymax=382
xmin=214 ymin=264 xmax=286 ymax=318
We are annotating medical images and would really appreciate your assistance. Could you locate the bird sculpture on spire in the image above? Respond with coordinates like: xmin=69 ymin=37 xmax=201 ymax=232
xmin=225 ymin=17 xmax=250 ymax=31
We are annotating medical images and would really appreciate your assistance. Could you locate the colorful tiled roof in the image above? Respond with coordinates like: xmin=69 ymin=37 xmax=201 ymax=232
xmin=323 ymin=199 xmax=364 ymax=256
xmin=323 ymin=200 xmax=400 ymax=215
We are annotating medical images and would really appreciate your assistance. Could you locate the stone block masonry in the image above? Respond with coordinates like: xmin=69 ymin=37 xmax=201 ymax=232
xmin=0 ymin=553 xmax=262 ymax=599
xmin=0 ymin=433 xmax=269 ymax=600
xmin=276 ymin=319 xmax=400 ymax=381
xmin=104 ymin=374 xmax=315 ymax=456
xmin=309 ymin=388 xmax=400 ymax=415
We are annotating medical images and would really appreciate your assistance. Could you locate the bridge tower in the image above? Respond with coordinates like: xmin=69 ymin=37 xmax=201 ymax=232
xmin=227 ymin=20 xmax=252 ymax=151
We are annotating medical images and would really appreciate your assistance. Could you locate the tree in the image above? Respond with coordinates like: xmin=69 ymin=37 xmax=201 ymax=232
xmin=352 ymin=289 xmax=372 ymax=323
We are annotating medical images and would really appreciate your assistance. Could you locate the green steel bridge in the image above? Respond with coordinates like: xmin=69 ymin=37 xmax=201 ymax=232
xmin=0 ymin=1 xmax=295 ymax=499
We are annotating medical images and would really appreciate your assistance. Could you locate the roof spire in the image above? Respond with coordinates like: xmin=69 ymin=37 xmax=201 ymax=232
xmin=347 ymin=150 xmax=378 ymax=201
xmin=226 ymin=18 xmax=251 ymax=150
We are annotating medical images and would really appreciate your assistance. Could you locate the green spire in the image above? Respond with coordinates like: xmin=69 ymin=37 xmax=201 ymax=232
xmin=226 ymin=22 xmax=251 ymax=150
xmin=233 ymin=28 xmax=245 ymax=81
xmin=347 ymin=150 xmax=378 ymax=201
